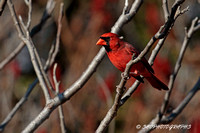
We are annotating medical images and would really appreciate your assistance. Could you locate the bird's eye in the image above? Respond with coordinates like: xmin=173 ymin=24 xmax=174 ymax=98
xmin=100 ymin=37 xmax=110 ymax=42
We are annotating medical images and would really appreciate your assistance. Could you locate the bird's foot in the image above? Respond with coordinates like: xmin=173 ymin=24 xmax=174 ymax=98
xmin=121 ymin=72 xmax=130 ymax=80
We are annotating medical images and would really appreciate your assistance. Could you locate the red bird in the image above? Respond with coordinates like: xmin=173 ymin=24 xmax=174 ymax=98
xmin=96 ymin=33 xmax=168 ymax=90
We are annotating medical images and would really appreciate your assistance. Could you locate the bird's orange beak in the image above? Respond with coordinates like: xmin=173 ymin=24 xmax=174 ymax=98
xmin=96 ymin=38 xmax=107 ymax=46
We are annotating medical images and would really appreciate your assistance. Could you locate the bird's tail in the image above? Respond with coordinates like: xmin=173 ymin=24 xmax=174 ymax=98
xmin=145 ymin=73 xmax=169 ymax=90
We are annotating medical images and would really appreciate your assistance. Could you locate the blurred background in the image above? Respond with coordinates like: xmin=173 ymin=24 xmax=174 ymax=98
xmin=0 ymin=0 xmax=200 ymax=133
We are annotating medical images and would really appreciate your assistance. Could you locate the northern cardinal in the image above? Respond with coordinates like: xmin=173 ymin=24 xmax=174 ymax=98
xmin=96 ymin=33 xmax=168 ymax=90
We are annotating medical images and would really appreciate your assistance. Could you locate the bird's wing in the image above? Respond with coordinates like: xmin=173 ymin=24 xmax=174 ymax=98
xmin=141 ymin=57 xmax=154 ymax=74
xmin=124 ymin=42 xmax=139 ymax=57
xmin=124 ymin=42 xmax=154 ymax=74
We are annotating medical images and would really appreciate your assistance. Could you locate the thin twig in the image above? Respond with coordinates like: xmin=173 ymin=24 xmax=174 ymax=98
xmin=160 ymin=17 xmax=200 ymax=116
xmin=0 ymin=79 xmax=38 ymax=132
xmin=53 ymin=63 xmax=67 ymax=133
xmin=50 ymin=2 xmax=63 ymax=66
xmin=162 ymin=0 xmax=169 ymax=22
xmin=0 ymin=3 xmax=62 ymax=129
xmin=138 ymin=78 xmax=200 ymax=133
xmin=0 ymin=30 xmax=61 ymax=132
xmin=0 ymin=0 xmax=55 ymax=70
xmin=24 ymin=0 xmax=32 ymax=29
xmin=160 ymin=78 xmax=200 ymax=123
xmin=8 ymin=0 xmax=51 ymax=102
xmin=156 ymin=0 xmax=185 ymax=39
xmin=0 ymin=0 xmax=7 ymax=15
xmin=53 ymin=4 xmax=67 ymax=133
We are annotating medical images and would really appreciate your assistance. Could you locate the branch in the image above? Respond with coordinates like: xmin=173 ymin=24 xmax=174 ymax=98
xmin=53 ymin=63 xmax=67 ymax=133
xmin=0 ymin=0 xmax=55 ymax=70
xmin=157 ymin=0 xmax=185 ymax=39
xmin=0 ymin=28 xmax=61 ymax=131
xmin=0 ymin=0 xmax=7 ymax=15
xmin=24 ymin=0 xmax=32 ymax=29
xmin=9 ymin=0 xmax=51 ymax=103
xmin=0 ymin=1 xmax=62 ymax=130
xmin=138 ymin=17 xmax=200 ymax=133
xmin=162 ymin=0 xmax=169 ymax=22
xmin=160 ymin=17 xmax=200 ymax=116
xmin=96 ymin=73 xmax=128 ymax=133
xmin=53 ymin=4 xmax=67 ymax=133
xmin=120 ymin=35 xmax=168 ymax=105
xmin=0 ymin=79 xmax=38 ymax=132
xmin=138 ymin=78 xmax=200 ymax=133
xmin=111 ymin=0 xmax=143 ymax=34
xmin=161 ymin=78 xmax=200 ymax=123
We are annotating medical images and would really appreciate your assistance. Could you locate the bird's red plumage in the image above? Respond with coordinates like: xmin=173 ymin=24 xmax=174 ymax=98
xmin=96 ymin=32 xmax=168 ymax=90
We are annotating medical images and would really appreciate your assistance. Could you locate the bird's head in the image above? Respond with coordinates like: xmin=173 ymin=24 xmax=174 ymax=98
xmin=96 ymin=32 xmax=121 ymax=52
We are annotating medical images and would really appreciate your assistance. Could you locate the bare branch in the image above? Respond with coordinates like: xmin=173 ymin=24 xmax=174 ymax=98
xmin=160 ymin=17 xmax=200 ymax=116
xmin=156 ymin=0 xmax=185 ymax=39
xmin=24 ymin=0 xmax=32 ymax=29
xmin=53 ymin=63 xmax=67 ymax=133
xmin=0 ymin=79 xmax=38 ymax=132
xmin=0 ymin=1 xmax=62 ymax=130
xmin=120 ymin=35 xmax=168 ymax=105
xmin=138 ymin=78 xmax=200 ymax=133
xmin=7 ymin=0 xmax=51 ymax=103
xmin=111 ymin=0 xmax=143 ymax=34
xmin=0 ymin=0 xmax=7 ymax=15
xmin=0 ymin=0 xmax=55 ymax=70
xmin=49 ymin=2 xmax=63 ymax=66
xmin=52 ymin=4 xmax=67 ymax=133
xmin=161 ymin=78 xmax=200 ymax=123
xmin=162 ymin=0 xmax=169 ymax=21
xmin=0 ymin=23 xmax=62 ymax=130
xmin=174 ymin=6 xmax=189 ymax=20
xmin=96 ymin=74 xmax=127 ymax=133
xmin=138 ymin=17 xmax=200 ymax=133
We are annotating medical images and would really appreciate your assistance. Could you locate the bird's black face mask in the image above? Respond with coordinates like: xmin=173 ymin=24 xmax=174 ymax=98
xmin=100 ymin=37 xmax=111 ymax=52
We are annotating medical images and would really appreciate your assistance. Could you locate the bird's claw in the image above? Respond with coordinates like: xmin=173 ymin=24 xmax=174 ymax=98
xmin=121 ymin=72 xmax=130 ymax=79
xmin=131 ymin=53 xmax=136 ymax=60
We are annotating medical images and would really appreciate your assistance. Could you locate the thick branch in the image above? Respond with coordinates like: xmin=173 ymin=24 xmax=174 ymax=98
xmin=111 ymin=0 xmax=143 ymax=34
